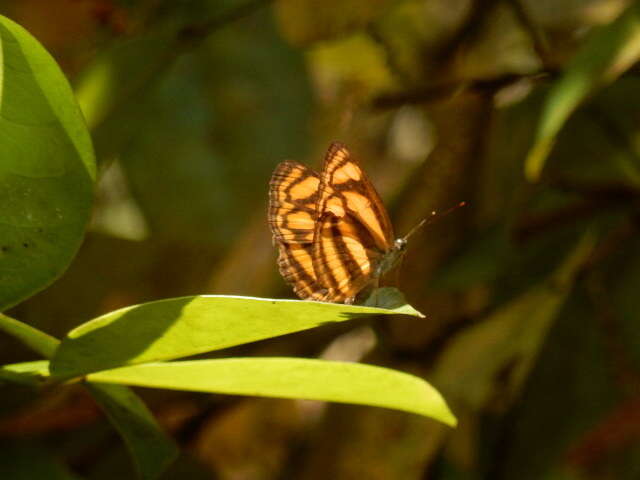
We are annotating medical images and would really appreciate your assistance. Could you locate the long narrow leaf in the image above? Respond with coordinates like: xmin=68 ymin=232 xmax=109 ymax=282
xmin=89 ymin=357 xmax=456 ymax=426
xmin=525 ymin=3 xmax=640 ymax=181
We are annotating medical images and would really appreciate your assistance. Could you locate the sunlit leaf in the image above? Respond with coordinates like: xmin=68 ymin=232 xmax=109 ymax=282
xmin=526 ymin=3 xmax=640 ymax=181
xmin=0 ymin=15 xmax=95 ymax=311
xmin=87 ymin=383 xmax=179 ymax=480
xmin=0 ymin=360 xmax=49 ymax=387
xmin=50 ymin=292 xmax=424 ymax=379
xmin=88 ymin=357 xmax=456 ymax=425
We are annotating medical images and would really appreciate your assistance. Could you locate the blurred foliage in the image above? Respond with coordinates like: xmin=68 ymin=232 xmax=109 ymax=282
xmin=1 ymin=0 xmax=640 ymax=479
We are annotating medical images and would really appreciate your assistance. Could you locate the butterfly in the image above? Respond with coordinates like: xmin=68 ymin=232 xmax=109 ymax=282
xmin=268 ymin=142 xmax=425 ymax=305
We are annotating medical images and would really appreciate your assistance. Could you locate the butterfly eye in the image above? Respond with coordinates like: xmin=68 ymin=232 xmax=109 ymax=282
xmin=395 ymin=238 xmax=407 ymax=250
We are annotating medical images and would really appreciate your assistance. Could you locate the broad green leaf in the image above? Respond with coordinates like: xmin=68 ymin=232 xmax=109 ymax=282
xmin=88 ymin=357 xmax=456 ymax=425
xmin=0 ymin=359 xmax=49 ymax=387
xmin=50 ymin=292 xmax=423 ymax=378
xmin=86 ymin=383 xmax=179 ymax=480
xmin=0 ymin=313 xmax=59 ymax=358
xmin=525 ymin=3 xmax=640 ymax=181
xmin=0 ymin=16 xmax=95 ymax=311
xmin=433 ymin=233 xmax=596 ymax=408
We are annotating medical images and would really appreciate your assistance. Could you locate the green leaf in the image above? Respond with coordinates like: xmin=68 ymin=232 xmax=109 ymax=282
xmin=88 ymin=358 xmax=456 ymax=425
xmin=0 ymin=313 xmax=59 ymax=358
xmin=525 ymin=3 xmax=640 ymax=181
xmin=0 ymin=15 xmax=96 ymax=311
xmin=50 ymin=292 xmax=423 ymax=379
xmin=86 ymin=383 xmax=179 ymax=480
xmin=0 ymin=360 xmax=49 ymax=387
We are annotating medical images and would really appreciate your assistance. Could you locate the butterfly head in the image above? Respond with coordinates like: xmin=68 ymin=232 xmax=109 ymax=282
xmin=394 ymin=237 xmax=408 ymax=251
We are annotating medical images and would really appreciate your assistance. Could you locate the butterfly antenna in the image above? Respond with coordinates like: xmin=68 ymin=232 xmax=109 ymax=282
xmin=402 ymin=218 xmax=427 ymax=241
xmin=402 ymin=201 xmax=467 ymax=241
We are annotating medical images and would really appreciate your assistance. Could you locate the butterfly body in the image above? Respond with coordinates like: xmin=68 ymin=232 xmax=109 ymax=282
xmin=269 ymin=143 xmax=406 ymax=304
xmin=374 ymin=238 xmax=407 ymax=279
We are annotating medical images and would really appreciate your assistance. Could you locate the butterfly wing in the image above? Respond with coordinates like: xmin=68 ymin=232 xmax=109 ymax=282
xmin=313 ymin=211 xmax=383 ymax=303
xmin=319 ymin=143 xmax=395 ymax=249
xmin=312 ymin=143 xmax=395 ymax=303
xmin=268 ymin=161 xmax=328 ymax=300
xmin=269 ymin=161 xmax=320 ymax=243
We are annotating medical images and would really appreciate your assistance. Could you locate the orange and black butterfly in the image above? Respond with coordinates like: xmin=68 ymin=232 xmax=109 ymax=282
xmin=269 ymin=142 xmax=424 ymax=304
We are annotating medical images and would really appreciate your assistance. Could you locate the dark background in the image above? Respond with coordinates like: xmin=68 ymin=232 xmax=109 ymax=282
xmin=1 ymin=0 xmax=639 ymax=478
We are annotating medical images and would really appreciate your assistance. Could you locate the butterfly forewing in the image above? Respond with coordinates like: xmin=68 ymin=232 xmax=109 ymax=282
xmin=318 ymin=143 xmax=395 ymax=251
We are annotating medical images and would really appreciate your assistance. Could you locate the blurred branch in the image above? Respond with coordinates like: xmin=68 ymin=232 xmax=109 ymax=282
xmin=505 ymin=0 xmax=551 ymax=68
xmin=370 ymin=71 xmax=553 ymax=109
xmin=177 ymin=0 xmax=274 ymax=48
xmin=513 ymin=181 xmax=640 ymax=242
xmin=366 ymin=24 xmax=412 ymax=84
xmin=432 ymin=0 xmax=501 ymax=69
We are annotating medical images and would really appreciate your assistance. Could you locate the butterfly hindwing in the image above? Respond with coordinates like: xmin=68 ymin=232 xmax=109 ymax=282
xmin=268 ymin=161 xmax=320 ymax=243
xmin=312 ymin=211 xmax=380 ymax=303
xmin=276 ymin=243 xmax=327 ymax=300
xmin=269 ymin=161 xmax=328 ymax=300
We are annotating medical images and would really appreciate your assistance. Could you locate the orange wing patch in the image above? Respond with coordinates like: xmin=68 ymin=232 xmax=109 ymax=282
xmin=268 ymin=161 xmax=320 ymax=243
xmin=276 ymin=243 xmax=327 ymax=300
xmin=269 ymin=161 xmax=327 ymax=300
xmin=312 ymin=213 xmax=379 ymax=303
xmin=319 ymin=143 xmax=394 ymax=251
